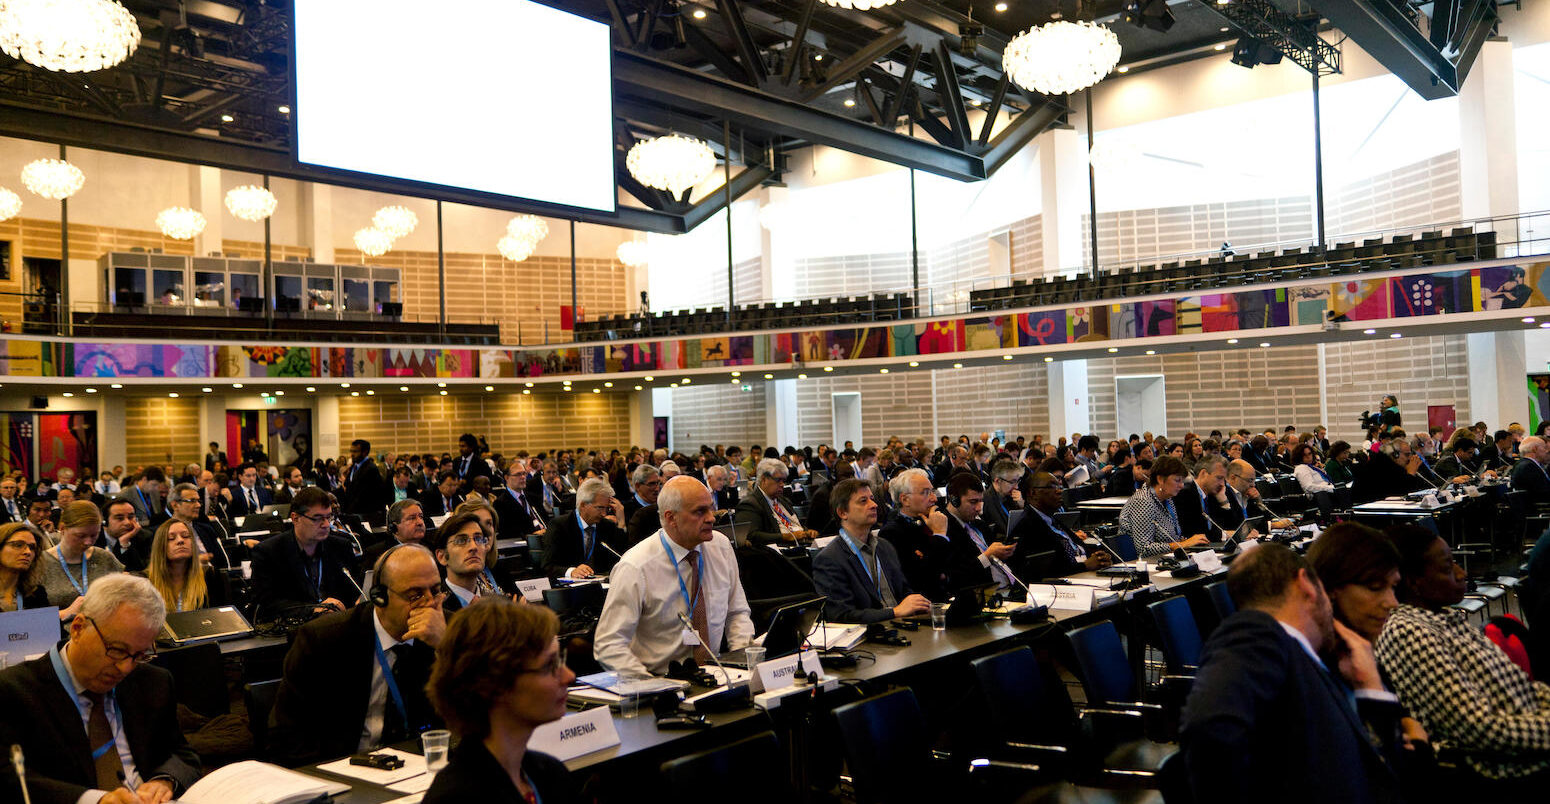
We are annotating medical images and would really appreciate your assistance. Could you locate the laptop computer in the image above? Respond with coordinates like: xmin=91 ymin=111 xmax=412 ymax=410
xmin=158 ymin=606 xmax=254 ymax=646
xmin=722 ymin=596 xmax=827 ymax=668
xmin=0 ymin=607 xmax=60 ymax=666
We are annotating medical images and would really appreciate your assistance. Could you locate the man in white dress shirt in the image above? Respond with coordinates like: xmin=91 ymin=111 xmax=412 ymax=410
xmin=594 ymin=476 xmax=754 ymax=676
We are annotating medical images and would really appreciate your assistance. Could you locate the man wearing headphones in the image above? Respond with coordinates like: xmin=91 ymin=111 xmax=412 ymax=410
xmin=942 ymin=473 xmax=1016 ymax=595
xmin=363 ymin=498 xmax=428 ymax=571
xmin=1352 ymin=437 xmax=1430 ymax=505
xmin=268 ymin=543 xmax=446 ymax=767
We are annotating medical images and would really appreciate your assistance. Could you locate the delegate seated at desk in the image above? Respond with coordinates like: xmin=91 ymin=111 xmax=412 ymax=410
xmin=813 ymin=478 xmax=932 ymax=624
xmin=268 ymin=544 xmax=446 ymax=767
xmin=593 ymin=476 xmax=753 ymax=676
xmin=0 ymin=574 xmax=201 ymax=804
xmin=1352 ymin=440 xmax=1432 ymax=505
xmin=246 ymin=487 xmax=360 ymax=623
xmin=1172 ymin=456 xmax=1233 ymax=542
xmin=734 ymin=458 xmax=817 ymax=545
xmin=541 ymin=479 xmax=628 ymax=580
xmin=1009 ymin=471 xmax=1113 ymax=578
xmin=1117 ymin=456 xmax=1210 ymax=558
xmin=1510 ymin=435 xmax=1550 ymax=498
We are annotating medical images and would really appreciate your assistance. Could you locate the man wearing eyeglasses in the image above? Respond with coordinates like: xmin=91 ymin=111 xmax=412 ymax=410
xmin=435 ymin=512 xmax=506 ymax=617
xmin=269 ymin=544 xmax=445 ymax=767
xmin=541 ymin=479 xmax=627 ymax=581
xmin=247 ymin=487 xmax=360 ymax=623
xmin=0 ymin=573 xmax=200 ymax=804
xmin=493 ymin=465 xmax=546 ymax=540
xmin=1010 ymin=471 xmax=1113 ymax=578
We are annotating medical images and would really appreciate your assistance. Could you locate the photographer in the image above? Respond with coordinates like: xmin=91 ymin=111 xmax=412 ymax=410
xmin=1361 ymin=395 xmax=1403 ymax=435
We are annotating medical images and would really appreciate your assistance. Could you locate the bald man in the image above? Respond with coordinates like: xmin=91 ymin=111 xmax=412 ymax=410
xmin=1222 ymin=459 xmax=1290 ymax=535
xmin=594 ymin=476 xmax=754 ymax=676
xmin=269 ymin=545 xmax=446 ymax=766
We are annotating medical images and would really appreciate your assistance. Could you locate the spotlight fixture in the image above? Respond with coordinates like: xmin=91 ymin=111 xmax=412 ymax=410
xmin=1107 ymin=347 xmax=1118 ymax=353
xmin=1227 ymin=338 xmax=1239 ymax=344
xmin=958 ymin=20 xmax=983 ymax=55
xmin=994 ymin=1 xmax=1007 ymax=10
xmin=111 ymin=383 xmax=122 ymax=389
xmin=220 ymin=114 xmax=234 ymax=123
xmin=1121 ymin=0 xmax=1174 ymax=33
xmin=909 ymin=361 xmax=920 ymax=367
xmin=1363 ymin=329 xmax=1377 ymax=335
xmin=1043 ymin=356 xmax=1053 ymax=362
xmin=823 ymin=366 xmax=834 ymax=372
xmin=1230 ymin=36 xmax=1282 ymax=68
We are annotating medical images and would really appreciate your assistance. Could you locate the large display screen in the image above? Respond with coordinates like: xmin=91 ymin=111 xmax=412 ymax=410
xmin=293 ymin=0 xmax=616 ymax=212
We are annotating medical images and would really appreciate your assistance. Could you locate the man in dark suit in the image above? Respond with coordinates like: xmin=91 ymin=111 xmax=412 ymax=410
xmin=492 ymin=464 xmax=546 ymax=540
xmin=1103 ymin=451 xmax=1145 ymax=498
xmin=1482 ymin=430 xmax=1516 ymax=472
xmin=620 ymin=464 xmax=661 ymax=523
xmin=1242 ymin=435 xmax=1274 ymax=476
xmin=1353 ymin=440 xmax=1431 ymax=505
xmin=942 ymin=474 xmax=1016 ymax=595
xmin=706 ymin=464 xmax=738 ymax=512
xmin=734 ymin=458 xmax=816 ymax=546
xmin=0 ymin=574 xmax=200 ymax=804
xmin=419 ymin=471 xmax=464 ymax=520
xmin=124 ymin=467 xmax=165 ymax=527
xmin=362 ymin=499 xmax=429 ymax=572
xmin=626 ymin=503 xmax=660 ymax=544
xmin=1180 ymin=543 xmax=1404 ymax=804
xmin=932 ymin=445 xmax=971 ymax=488
xmin=523 ymin=461 xmax=564 ymax=521
xmin=1511 ymin=435 xmax=1550 ymax=499
xmin=247 ymin=487 xmax=361 ymax=623
xmin=813 ymin=478 xmax=932 ymax=624
xmin=452 ymin=433 xmax=491 ymax=494
xmin=982 ymin=459 xmax=1024 ymax=537
xmin=0 ymin=476 xmax=23 ymax=523
xmin=1010 ymin=471 xmax=1113 ymax=578
xmin=541 ymin=478 xmax=628 ymax=580
xmin=339 ymin=439 xmax=386 ymax=518
xmin=225 ymin=463 xmax=274 ymax=519
xmin=1174 ymin=456 xmax=1233 ymax=542
xmin=269 ymin=544 xmax=445 ymax=767
xmin=878 ymin=468 xmax=951 ymax=601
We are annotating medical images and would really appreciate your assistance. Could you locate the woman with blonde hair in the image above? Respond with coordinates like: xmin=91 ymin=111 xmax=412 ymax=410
xmin=39 ymin=500 xmax=121 ymax=620
xmin=144 ymin=518 xmax=226 ymax=612
xmin=0 ymin=523 xmax=48 ymax=612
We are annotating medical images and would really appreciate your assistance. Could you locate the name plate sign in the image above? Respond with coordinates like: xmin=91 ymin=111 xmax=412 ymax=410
xmin=755 ymin=650 xmax=816 ymax=692
xmin=515 ymin=577 xmax=552 ymax=603
xmin=1029 ymin=584 xmax=1096 ymax=612
xmin=528 ymin=706 xmax=620 ymax=761
xmin=1192 ymin=550 xmax=1224 ymax=572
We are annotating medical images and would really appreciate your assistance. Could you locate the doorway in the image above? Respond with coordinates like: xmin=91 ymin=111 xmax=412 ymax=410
xmin=832 ymin=392 xmax=862 ymax=448
xmin=1115 ymin=375 xmax=1167 ymax=438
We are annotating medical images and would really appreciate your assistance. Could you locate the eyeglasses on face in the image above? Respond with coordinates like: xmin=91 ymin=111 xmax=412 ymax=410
xmin=448 ymin=533 xmax=491 ymax=548
xmin=297 ymin=511 xmax=335 ymax=526
xmin=85 ymin=616 xmax=156 ymax=665
xmin=517 ymin=647 xmax=569 ymax=677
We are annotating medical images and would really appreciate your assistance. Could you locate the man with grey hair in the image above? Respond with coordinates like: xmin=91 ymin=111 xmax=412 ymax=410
xmin=0 ymin=573 xmax=200 ymax=804
xmin=364 ymin=498 xmax=428 ymax=570
xmin=595 ymin=476 xmax=754 ymax=675
xmin=735 ymin=458 xmax=815 ymax=545
xmin=623 ymin=463 xmax=662 ymax=523
xmin=880 ymin=468 xmax=950 ymax=600
xmin=705 ymin=464 xmax=737 ymax=513
xmin=542 ymin=478 xmax=627 ymax=580
xmin=1510 ymin=435 xmax=1550 ymax=498
xmin=983 ymin=458 xmax=1025 ymax=535
xmin=1174 ymin=454 xmax=1234 ymax=542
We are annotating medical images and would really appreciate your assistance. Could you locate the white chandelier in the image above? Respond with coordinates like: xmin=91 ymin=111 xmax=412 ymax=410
xmin=224 ymin=184 xmax=277 ymax=221
xmin=354 ymin=227 xmax=393 ymax=257
xmin=626 ymin=133 xmax=715 ymax=197
xmin=0 ymin=187 xmax=19 ymax=221
xmin=818 ymin=0 xmax=899 ymax=8
xmin=497 ymin=234 xmax=536 ymax=262
xmin=372 ymin=205 xmax=417 ymax=238
xmin=1003 ymin=20 xmax=1121 ymax=97
xmin=0 ymin=0 xmax=141 ymax=73
xmin=21 ymin=158 xmax=84 ymax=199
xmin=616 ymin=240 xmax=648 ymax=268
xmin=506 ymin=214 xmax=549 ymax=244
xmin=155 ymin=206 xmax=206 ymax=240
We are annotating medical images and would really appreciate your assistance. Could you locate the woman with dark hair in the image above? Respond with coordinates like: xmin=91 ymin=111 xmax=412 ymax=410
xmin=1290 ymin=442 xmax=1335 ymax=495
xmin=1325 ymin=441 xmax=1355 ymax=485
xmin=0 ymin=523 xmax=48 ymax=612
xmin=1376 ymin=524 xmax=1550 ymax=794
xmin=423 ymin=598 xmax=576 ymax=804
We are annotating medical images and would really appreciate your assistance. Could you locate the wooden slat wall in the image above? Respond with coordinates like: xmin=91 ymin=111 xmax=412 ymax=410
xmin=1007 ymin=214 xmax=1045 ymax=277
xmin=1323 ymin=335 xmax=1472 ymax=443
xmin=337 ymin=392 xmax=632 ymax=457
xmin=221 ymin=239 xmax=313 ymax=262
xmin=123 ymin=397 xmax=202 ymax=469
xmin=670 ymin=383 xmax=768 ymax=449
xmin=1085 ymin=197 xmax=1315 ymax=269
xmin=0 ymin=217 xmax=198 ymax=326
xmin=1330 ymin=152 xmax=1462 ymax=236
xmin=790 ymin=365 xmax=1053 ymax=448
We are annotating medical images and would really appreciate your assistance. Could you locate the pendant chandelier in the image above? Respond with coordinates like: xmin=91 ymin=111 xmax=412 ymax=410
xmin=0 ymin=187 xmax=20 ymax=221
xmin=0 ymin=0 xmax=141 ymax=73
xmin=626 ymin=133 xmax=715 ymax=197
xmin=497 ymin=234 xmax=536 ymax=263
xmin=372 ymin=205 xmax=418 ymax=238
xmin=155 ymin=206 xmax=206 ymax=240
xmin=818 ymin=0 xmax=899 ymax=8
xmin=224 ymin=184 xmax=277 ymax=221
xmin=354 ymin=228 xmax=393 ymax=257
xmin=616 ymin=240 xmax=648 ymax=268
xmin=1003 ymin=19 xmax=1121 ymax=97
xmin=21 ymin=158 xmax=84 ymax=199
xmin=498 ymin=214 xmax=548 ymax=263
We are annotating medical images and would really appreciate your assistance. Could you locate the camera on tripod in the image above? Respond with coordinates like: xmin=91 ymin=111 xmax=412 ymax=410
xmin=1358 ymin=410 xmax=1382 ymax=429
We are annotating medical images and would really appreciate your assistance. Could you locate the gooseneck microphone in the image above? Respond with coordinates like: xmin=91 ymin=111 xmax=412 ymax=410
xmin=339 ymin=566 xmax=367 ymax=606
xmin=12 ymin=744 xmax=31 ymax=804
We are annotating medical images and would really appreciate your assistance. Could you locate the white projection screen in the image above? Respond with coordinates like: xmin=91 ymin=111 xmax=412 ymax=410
xmin=292 ymin=0 xmax=616 ymax=212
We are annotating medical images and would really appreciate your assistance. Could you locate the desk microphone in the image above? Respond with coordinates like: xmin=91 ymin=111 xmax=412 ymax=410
xmin=1097 ymin=529 xmax=1144 ymax=575
xmin=989 ymin=556 xmax=1050 ymax=623
xmin=11 ymin=745 xmax=31 ymax=804
xmin=209 ymin=518 xmax=234 ymax=570
xmin=675 ymin=612 xmax=751 ymax=711
xmin=339 ymin=566 xmax=367 ymax=605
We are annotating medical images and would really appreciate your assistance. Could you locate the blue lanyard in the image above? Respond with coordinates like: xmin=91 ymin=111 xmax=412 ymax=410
xmin=54 ymin=548 xmax=89 ymax=597
xmin=136 ymin=486 xmax=152 ymax=513
xmin=659 ymin=533 xmax=700 ymax=616
xmin=522 ymin=770 xmax=543 ymax=804
xmin=841 ymin=532 xmax=884 ymax=599
xmin=372 ymin=631 xmax=409 ymax=734
xmin=49 ymin=646 xmax=119 ymax=763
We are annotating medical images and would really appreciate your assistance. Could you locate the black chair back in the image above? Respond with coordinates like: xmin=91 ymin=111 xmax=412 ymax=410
xmin=244 ymin=679 xmax=281 ymax=759
xmin=152 ymin=641 xmax=229 ymax=718
xmin=1204 ymin=580 xmax=1236 ymax=628
xmin=542 ymin=582 xmax=606 ymax=613
xmin=832 ymin=688 xmax=935 ymax=803
xmin=1147 ymin=596 xmax=1204 ymax=673
xmin=1066 ymin=621 xmax=1135 ymax=706
xmin=970 ymin=647 xmax=1079 ymax=746
xmin=661 ymin=731 xmax=791 ymax=804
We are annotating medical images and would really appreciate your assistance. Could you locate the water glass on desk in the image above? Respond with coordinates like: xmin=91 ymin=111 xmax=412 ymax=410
xmin=421 ymin=729 xmax=451 ymax=773
xmin=930 ymin=603 xmax=948 ymax=631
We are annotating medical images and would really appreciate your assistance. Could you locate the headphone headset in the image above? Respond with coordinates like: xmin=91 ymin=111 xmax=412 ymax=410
xmin=368 ymin=542 xmax=435 ymax=608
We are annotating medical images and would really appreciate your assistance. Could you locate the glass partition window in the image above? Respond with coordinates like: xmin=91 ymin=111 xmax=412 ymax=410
xmin=275 ymin=275 xmax=303 ymax=312
xmin=152 ymin=270 xmax=185 ymax=305
xmin=306 ymin=277 xmax=335 ymax=311
xmin=373 ymin=280 xmax=397 ymax=313
xmin=193 ymin=272 xmax=226 ymax=307
xmin=342 ymin=278 xmax=370 ymax=312
xmin=230 ymin=273 xmax=260 ymax=309
xmin=112 ymin=267 xmax=146 ymax=307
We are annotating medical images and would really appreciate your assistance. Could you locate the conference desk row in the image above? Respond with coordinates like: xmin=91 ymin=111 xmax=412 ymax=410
xmin=283 ymin=564 xmax=1228 ymax=804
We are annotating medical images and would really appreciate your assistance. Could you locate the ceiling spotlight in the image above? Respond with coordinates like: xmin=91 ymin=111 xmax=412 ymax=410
xmin=1117 ymin=65 xmax=1129 ymax=73
xmin=260 ymin=392 xmax=269 ymax=397
xmin=644 ymin=375 xmax=655 ymax=381
xmin=1043 ymin=356 xmax=1053 ymax=362
xmin=305 ymin=386 xmax=316 ymax=392
xmin=1259 ymin=342 xmax=1270 ymax=347
xmin=1389 ymin=333 xmax=1402 ymax=338
xmin=1540 ymin=323 xmax=1550 ymax=329
xmin=953 ymin=362 xmax=964 ymax=369
xmin=399 ymin=386 xmax=409 ymax=392
xmin=592 ymin=388 xmax=601 ymax=394
xmin=797 ymin=373 xmax=808 ymax=379
xmin=525 ymin=382 xmax=534 ymax=388
xmin=994 ymin=1 xmax=1007 ymax=10
xmin=274 ymin=390 xmax=284 ymax=396
xmin=1214 ymin=43 xmax=1227 ymax=51
xmin=843 ymin=97 xmax=856 ymax=108
xmin=1231 ymin=36 xmax=1282 ymax=68
xmin=350 ymin=391 xmax=359 ymax=397
xmin=958 ymin=20 xmax=983 ymax=56
xmin=681 ymin=378 xmax=691 ymax=384
xmin=168 ymin=392 xmax=179 ymax=398
xmin=823 ymin=366 xmax=834 ymax=372
xmin=691 ymin=7 xmax=706 ymax=18
xmin=879 ymin=368 xmax=889 ymax=374
xmin=523 ymin=389 xmax=532 ymax=395
xmin=1107 ymin=347 xmax=1118 ymax=352
xmin=277 ymin=104 xmax=290 ymax=114
xmin=62 ymin=392 xmax=73 ymax=398
xmin=220 ymin=114 xmax=234 ymax=123
xmin=1145 ymin=350 xmax=1156 ymax=355
xmin=633 ymin=385 xmax=643 ymax=391
xmin=201 ymin=387 xmax=212 ymax=393
xmin=341 ymin=382 xmax=351 ymax=388
xmin=1363 ymin=329 xmax=1377 ymax=335
xmin=670 ymin=383 xmax=679 ymax=388
xmin=85 ymin=387 xmax=97 ymax=393
xmin=365 ymin=390 xmax=374 ymax=395
xmin=1522 ymin=317 xmax=1535 ymax=324
xmin=909 ymin=361 xmax=920 ymax=367
xmin=1002 ymin=354 xmax=1013 ymax=360
xmin=110 ymin=383 xmax=122 ymax=389
xmin=485 ymin=385 xmax=495 ymax=392
xmin=731 ymin=371 xmax=741 ymax=377
xmin=764 ymin=373 xmax=774 ymax=379
xmin=232 ymin=382 xmax=243 ymax=388
xmin=1227 ymin=338 xmax=1239 ymax=344
xmin=1122 ymin=0 xmax=1174 ymax=33
xmin=439 ymin=390 xmax=447 ymax=396
xmin=562 ymin=379 xmax=571 ymax=385
xmin=604 ymin=381 xmax=613 ymax=387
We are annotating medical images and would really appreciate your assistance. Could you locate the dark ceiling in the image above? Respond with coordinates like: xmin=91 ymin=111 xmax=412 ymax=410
xmin=0 ymin=0 xmax=1512 ymax=232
